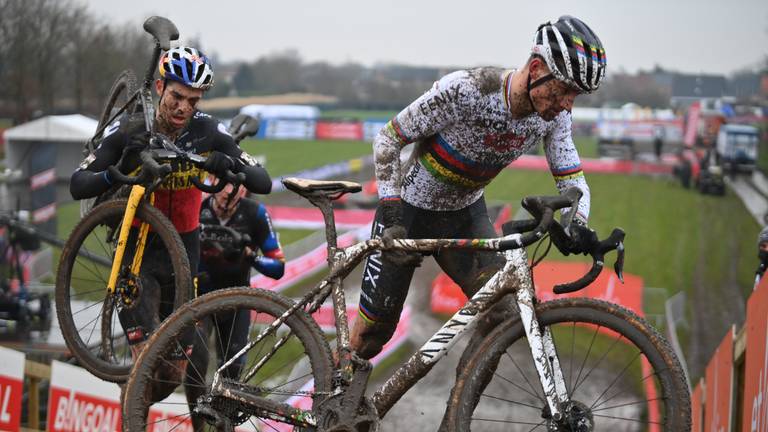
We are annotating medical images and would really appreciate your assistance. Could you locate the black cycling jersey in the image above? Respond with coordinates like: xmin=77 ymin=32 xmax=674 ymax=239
xmin=198 ymin=196 xmax=285 ymax=290
xmin=70 ymin=111 xmax=270 ymax=234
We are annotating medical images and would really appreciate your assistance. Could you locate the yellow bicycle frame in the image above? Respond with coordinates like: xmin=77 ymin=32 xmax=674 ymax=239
xmin=106 ymin=185 xmax=154 ymax=294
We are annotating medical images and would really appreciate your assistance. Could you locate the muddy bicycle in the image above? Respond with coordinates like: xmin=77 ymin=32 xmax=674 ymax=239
xmin=55 ymin=15 xmax=264 ymax=382
xmin=122 ymin=178 xmax=691 ymax=431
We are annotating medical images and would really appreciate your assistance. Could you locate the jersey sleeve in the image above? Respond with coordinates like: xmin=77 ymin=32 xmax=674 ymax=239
xmin=69 ymin=119 xmax=127 ymax=200
xmin=373 ymin=71 xmax=468 ymax=199
xmin=250 ymin=203 xmax=285 ymax=280
xmin=543 ymin=112 xmax=590 ymax=223
xmin=207 ymin=115 xmax=272 ymax=194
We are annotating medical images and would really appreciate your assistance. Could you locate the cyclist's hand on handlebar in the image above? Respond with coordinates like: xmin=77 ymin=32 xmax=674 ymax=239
xmin=381 ymin=225 xmax=423 ymax=268
xmin=126 ymin=132 xmax=151 ymax=153
xmin=204 ymin=151 xmax=234 ymax=177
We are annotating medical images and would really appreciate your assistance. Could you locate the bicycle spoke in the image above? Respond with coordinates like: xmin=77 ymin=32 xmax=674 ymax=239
xmin=479 ymin=393 xmax=545 ymax=410
xmin=504 ymin=349 xmax=544 ymax=402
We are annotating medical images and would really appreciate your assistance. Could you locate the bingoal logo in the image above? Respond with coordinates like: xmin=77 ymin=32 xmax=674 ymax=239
xmin=50 ymin=389 xmax=120 ymax=432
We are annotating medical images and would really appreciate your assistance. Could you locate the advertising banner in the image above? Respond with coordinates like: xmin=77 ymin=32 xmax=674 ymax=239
xmin=742 ymin=276 xmax=768 ymax=431
xmin=315 ymin=121 xmax=363 ymax=140
xmin=48 ymin=360 xmax=212 ymax=431
xmin=704 ymin=327 xmax=734 ymax=432
xmin=0 ymin=346 xmax=25 ymax=432
xmin=263 ymin=119 xmax=316 ymax=140
xmin=362 ymin=120 xmax=388 ymax=141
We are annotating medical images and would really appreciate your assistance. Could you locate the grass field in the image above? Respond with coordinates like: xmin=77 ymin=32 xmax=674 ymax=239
xmin=485 ymin=169 xmax=757 ymax=318
xmin=239 ymin=138 xmax=372 ymax=177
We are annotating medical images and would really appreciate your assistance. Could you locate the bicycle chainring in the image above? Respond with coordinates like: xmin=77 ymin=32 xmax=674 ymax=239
xmin=315 ymin=394 xmax=379 ymax=432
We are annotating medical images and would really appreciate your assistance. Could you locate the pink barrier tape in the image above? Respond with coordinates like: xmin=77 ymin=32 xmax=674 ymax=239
xmin=250 ymin=229 xmax=366 ymax=291
xmin=509 ymin=154 xmax=673 ymax=175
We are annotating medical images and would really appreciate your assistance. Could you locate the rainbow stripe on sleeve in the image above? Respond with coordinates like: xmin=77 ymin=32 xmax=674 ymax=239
xmin=385 ymin=118 xmax=411 ymax=145
xmin=551 ymin=164 xmax=584 ymax=181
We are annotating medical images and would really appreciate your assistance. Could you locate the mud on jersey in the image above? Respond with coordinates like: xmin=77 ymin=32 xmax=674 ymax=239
xmin=374 ymin=67 xmax=590 ymax=220
xmin=75 ymin=111 xmax=252 ymax=233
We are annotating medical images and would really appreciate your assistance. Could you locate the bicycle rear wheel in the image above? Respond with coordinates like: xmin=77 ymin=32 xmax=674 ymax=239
xmin=55 ymin=198 xmax=191 ymax=382
xmin=122 ymin=287 xmax=334 ymax=432
xmin=81 ymin=69 xmax=139 ymax=217
xmin=89 ymin=69 xmax=138 ymax=156
xmin=447 ymin=298 xmax=690 ymax=431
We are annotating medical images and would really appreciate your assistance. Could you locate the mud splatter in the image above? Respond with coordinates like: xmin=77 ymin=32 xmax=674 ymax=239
xmin=372 ymin=67 xmax=590 ymax=218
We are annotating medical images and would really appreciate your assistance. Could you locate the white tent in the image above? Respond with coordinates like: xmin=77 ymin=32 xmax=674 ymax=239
xmin=3 ymin=114 xmax=97 ymax=142
xmin=2 ymin=115 xmax=97 ymax=222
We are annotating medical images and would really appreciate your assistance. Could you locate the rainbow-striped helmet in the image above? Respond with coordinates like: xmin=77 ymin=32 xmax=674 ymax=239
xmin=531 ymin=16 xmax=606 ymax=94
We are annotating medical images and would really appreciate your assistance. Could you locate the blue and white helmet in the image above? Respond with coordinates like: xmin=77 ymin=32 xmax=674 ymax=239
xmin=158 ymin=46 xmax=214 ymax=90
xmin=531 ymin=16 xmax=606 ymax=94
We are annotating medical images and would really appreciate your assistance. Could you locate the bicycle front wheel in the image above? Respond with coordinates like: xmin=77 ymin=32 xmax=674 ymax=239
xmin=55 ymin=198 xmax=191 ymax=382
xmin=447 ymin=298 xmax=691 ymax=431
xmin=122 ymin=287 xmax=334 ymax=432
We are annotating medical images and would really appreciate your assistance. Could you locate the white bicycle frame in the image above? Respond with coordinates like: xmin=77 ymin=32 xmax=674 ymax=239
xmin=210 ymin=233 xmax=571 ymax=426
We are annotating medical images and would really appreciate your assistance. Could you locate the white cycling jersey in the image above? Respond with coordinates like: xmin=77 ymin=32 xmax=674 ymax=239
xmin=374 ymin=67 xmax=590 ymax=221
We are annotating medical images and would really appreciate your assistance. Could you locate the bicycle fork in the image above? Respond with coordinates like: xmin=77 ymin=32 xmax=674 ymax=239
xmin=107 ymin=185 xmax=152 ymax=303
xmin=508 ymin=249 xmax=570 ymax=423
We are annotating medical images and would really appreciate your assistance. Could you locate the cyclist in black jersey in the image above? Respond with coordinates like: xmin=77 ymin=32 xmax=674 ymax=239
xmin=351 ymin=16 xmax=607 ymax=361
xmin=185 ymin=182 xmax=285 ymax=426
xmin=69 ymin=47 xmax=271 ymax=387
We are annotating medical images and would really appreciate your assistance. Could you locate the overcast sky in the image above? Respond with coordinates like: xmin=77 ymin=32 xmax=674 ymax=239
xmin=85 ymin=0 xmax=767 ymax=76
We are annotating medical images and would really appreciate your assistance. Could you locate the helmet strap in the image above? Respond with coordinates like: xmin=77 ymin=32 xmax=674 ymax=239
xmin=526 ymin=72 xmax=555 ymax=113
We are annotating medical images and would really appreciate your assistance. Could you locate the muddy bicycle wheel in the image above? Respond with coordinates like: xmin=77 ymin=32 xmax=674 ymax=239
xmin=56 ymin=198 xmax=191 ymax=383
xmin=447 ymin=298 xmax=691 ymax=431
xmin=89 ymin=69 xmax=138 ymax=156
xmin=81 ymin=69 xmax=139 ymax=217
xmin=122 ymin=287 xmax=333 ymax=432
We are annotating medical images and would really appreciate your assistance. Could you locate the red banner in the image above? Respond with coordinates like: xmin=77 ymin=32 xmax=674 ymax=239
xmin=48 ymin=388 xmax=122 ymax=432
xmin=704 ymin=327 xmax=734 ymax=432
xmin=431 ymin=261 xmax=643 ymax=316
xmin=692 ymin=382 xmax=704 ymax=432
xmin=0 ymin=347 xmax=24 ymax=432
xmin=0 ymin=376 xmax=22 ymax=432
xmin=742 ymin=276 xmax=768 ymax=431
xmin=315 ymin=121 xmax=363 ymax=140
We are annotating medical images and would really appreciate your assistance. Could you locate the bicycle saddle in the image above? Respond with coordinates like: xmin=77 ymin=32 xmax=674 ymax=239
xmin=282 ymin=177 xmax=362 ymax=198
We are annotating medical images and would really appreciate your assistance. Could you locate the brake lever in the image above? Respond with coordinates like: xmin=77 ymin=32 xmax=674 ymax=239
xmin=552 ymin=227 xmax=625 ymax=294
xmin=614 ymin=240 xmax=625 ymax=283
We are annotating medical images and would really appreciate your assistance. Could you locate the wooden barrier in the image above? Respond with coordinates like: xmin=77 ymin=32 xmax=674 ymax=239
xmin=23 ymin=360 xmax=50 ymax=432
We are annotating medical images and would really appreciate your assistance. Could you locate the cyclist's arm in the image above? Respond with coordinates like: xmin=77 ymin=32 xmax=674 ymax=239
xmin=543 ymin=112 xmax=590 ymax=223
xmin=210 ymin=119 xmax=272 ymax=194
xmin=373 ymin=72 xmax=466 ymax=199
xmin=247 ymin=202 xmax=285 ymax=280
xmin=69 ymin=123 xmax=126 ymax=200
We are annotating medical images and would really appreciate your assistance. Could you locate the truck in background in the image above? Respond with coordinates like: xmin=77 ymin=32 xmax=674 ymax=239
xmin=716 ymin=123 xmax=759 ymax=173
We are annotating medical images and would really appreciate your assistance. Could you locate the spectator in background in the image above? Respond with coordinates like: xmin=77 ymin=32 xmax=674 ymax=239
xmin=654 ymin=125 xmax=665 ymax=161
xmin=756 ymin=226 xmax=768 ymax=288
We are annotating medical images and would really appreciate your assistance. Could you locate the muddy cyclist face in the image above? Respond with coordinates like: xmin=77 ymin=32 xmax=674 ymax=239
xmin=155 ymin=79 xmax=204 ymax=132
xmin=527 ymin=58 xmax=581 ymax=121
xmin=531 ymin=77 xmax=580 ymax=121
